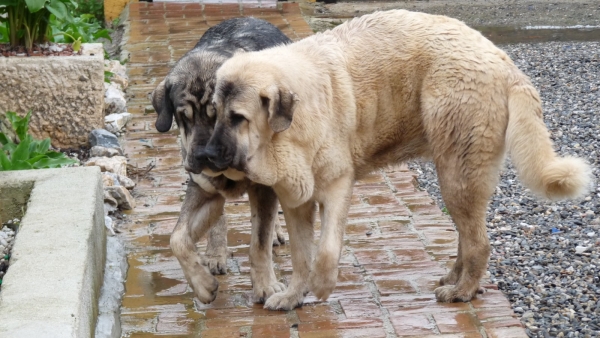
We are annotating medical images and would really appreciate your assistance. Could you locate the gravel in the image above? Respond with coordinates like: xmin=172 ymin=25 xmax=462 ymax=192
xmin=409 ymin=41 xmax=600 ymax=337
xmin=0 ymin=221 xmax=18 ymax=292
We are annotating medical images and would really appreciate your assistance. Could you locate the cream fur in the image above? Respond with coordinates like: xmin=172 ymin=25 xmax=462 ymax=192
xmin=210 ymin=9 xmax=593 ymax=309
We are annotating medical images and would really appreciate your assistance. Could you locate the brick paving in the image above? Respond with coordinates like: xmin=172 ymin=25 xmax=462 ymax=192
xmin=118 ymin=2 xmax=527 ymax=337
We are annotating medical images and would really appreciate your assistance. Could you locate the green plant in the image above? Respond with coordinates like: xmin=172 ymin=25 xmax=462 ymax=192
xmin=72 ymin=0 xmax=103 ymax=24
xmin=0 ymin=21 xmax=8 ymax=43
xmin=0 ymin=0 xmax=74 ymax=52
xmin=50 ymin=12 xmax=110 ymax=45
xmin=0 ymin=111 xmax=77 ymax=171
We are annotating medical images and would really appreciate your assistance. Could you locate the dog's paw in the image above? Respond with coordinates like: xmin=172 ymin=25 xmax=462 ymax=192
xmin=434 ymin=285 xmax=477 ymax=303
xmin=189 ymin=271 xmax=219 ymax=304
xmin=439 ymin=272 xmax=459 ymax=286
xmin=206 ymin=254 xmax=227 ymax=275
xmin=272 ymin=231 xmax=286 ymax=246
xmin=253 ymin=280 xmax=287 ymax=304
xmin=308 ymin=268 xmax=337 ymax=301
xmin=263 ymin=289 xmax=305 ymax=311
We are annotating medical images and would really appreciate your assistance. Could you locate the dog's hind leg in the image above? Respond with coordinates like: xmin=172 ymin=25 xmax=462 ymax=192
xmin=205 ymin=214 xmax=228 ymax=275
xmin=422 ymin=78 xmax=508 ymax=303
xmin=248 ymin=184 xmax=287 ymax=303
xmin=264 ymin=200 xmax=316 ymax=310
xmin=170 ymin=180 xmax=226 ymax=303
xmin=272 ymin=216 xmax=286 ymax=246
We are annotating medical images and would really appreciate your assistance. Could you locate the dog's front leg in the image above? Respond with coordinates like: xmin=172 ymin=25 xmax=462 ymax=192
xmin=170 ymin=181 xmax=226 ymax=303
xmin=264 ymin=200 xmax=316 ymax=310
xmin=309 ymin=173 xmax=354 ymax=300
xmin=248 ymin=184 xmax=286 ymax=303
xmin=205 ymin=214 xmax=228 ymax=275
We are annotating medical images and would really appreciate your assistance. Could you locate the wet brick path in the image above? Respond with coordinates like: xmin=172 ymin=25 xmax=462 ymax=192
xmin=118 ymin=2 xmax=527 ymax=337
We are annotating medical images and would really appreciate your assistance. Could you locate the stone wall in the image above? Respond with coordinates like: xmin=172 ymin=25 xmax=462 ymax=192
xmin=0 ymin=44 xmax=105 ymax=149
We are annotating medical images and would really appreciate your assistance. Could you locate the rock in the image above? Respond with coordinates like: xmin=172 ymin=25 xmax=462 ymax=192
xmin=104 ymin=215 xmax=116 ymax=236
xmin=102 ymin=173 xmax=115 ymax=187
xmin=105 ymin=112 xmax=132 ymax=134
xmin=575 ymin=246 xmax=589 ymax=254
xmin=90 ymin=146 xmax=122 ymax=158
xmin=104 ymin=59 xmax=127 ymax=79
xmin=104 ymin=83 xmax=127 ymax=115
xmin=48 ymin=44 xmax=64 ymax=52
xmin=85 ymin=156 xmax=127 ymax=176
xmin=104 ymin=190 xmax=118 ymax=208
xmin=105 ymin=186 xmax=136 ymax=210
xmin=111 ymin=74 xmax=129 ymax=90
xmin=89 ymin=129 xmax=122 ymax=150
xmin=144 ymin=105 xmax=155 ymax=114
xmin=117 ymin=175 xmax=135 ymax=189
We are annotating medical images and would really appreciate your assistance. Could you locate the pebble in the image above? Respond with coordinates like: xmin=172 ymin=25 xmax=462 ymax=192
xmin=409 ymin=41 xmax=600 ymax=334
xmin=89 ymin=129 xmax=122 ymax=151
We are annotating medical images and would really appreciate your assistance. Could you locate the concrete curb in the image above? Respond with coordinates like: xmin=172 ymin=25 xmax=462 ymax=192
xmin=0 ymin=167 xmax=106 ymax=338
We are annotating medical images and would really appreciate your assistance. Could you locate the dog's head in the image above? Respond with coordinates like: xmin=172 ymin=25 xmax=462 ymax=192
xmin=204 ymin=56 xmax=299 ymax=178
xmin=151 ymin=52 xmax=228 ymax=174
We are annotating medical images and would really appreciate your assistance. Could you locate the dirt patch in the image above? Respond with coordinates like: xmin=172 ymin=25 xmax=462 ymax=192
xmin=58 ymin=146 xmax=92 ymax=163
xmin=0 ymin=43 xmax=81 ymax=57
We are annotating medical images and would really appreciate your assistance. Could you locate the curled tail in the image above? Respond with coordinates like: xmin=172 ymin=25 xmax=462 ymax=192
xmin=506 ymin=71 xmax=592 ymax=201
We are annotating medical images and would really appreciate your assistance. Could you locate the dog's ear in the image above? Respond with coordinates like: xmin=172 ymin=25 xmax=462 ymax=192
xmin=260 ymin=85 xmax=299 ymax=133
xmin=152 ymin=80 xmax=174 ymax=132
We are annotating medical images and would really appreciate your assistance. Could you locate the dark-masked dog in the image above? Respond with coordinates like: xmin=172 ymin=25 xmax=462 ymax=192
xmin=205 ymin=10 xmax=592 ymax=310
xmin=151 ymin=17 xmax=291 ymax=304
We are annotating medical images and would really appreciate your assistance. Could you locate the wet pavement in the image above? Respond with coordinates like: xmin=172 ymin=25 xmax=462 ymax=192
xmin=118 ymin=2 xmax=526 ymax=337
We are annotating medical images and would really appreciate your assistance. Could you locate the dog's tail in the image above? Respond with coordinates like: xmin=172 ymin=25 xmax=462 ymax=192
xmin=506 ymin=71 xmax=592 ymax=201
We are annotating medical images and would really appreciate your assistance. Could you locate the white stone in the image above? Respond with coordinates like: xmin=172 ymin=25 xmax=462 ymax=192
xmin=575 ymin=245 xmax=589 ymax=254
xmin=104 ymin=83 xmax=127 ymax=115
xmin=104 ymin=59 xmax=127 ymax=79
xmin=90 ymin=146 xmax=122 ymax=158
xmin=111 ymin=74 xmax=129 ymax=90
xmin=105 ymin=186 xmax=136 ymax=210
xmin=104 ymin=215 xmax=115 ymax=236
xmin=85 ymin=156 xmax=127 ymax=177
xmin=105 ymin=112 xmax=131 ymax=133
xmin=117 ymin=175 xmax=135 ymax=190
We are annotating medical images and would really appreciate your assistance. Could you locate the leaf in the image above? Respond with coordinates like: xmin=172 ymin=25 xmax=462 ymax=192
xmin=26 ymin=154 xmax=46 ymax=165
xmin=0 ymin=0 xmax=18 ymax=6
xmin=93 ymin=29 xmax=111 ymax=42
xmin=6 ymin=111 xmax=31 ymax=142
xmin=24 ymin=0 xmax=48 ymax=13
xmin=32 ymin=156 xmax=76 ymax=169
xmin=0 ymin=151 xmax=11 ymax=171
xmin=45 ymin=0 xmax=69 ymax=21
xmin=11 ymin=137 xmax=32 ymax=163
xmin=0 ymin=133 xmax=10 ymax=146
xmin=11 ymin=160 xmax=33 ymax=170
xmin=45 ymin=151 xmax=66 ymax=158
xmin=72 ymin=36 xmax=81 ymax=52
xmin=36 ymin=138 xmax=51 ymax=153
xmin=2 ymin=143 xmax=16 ymax=154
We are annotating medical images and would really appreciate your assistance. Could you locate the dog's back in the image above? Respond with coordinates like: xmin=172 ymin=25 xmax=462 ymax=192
xmin=192 ymin=17 xmax=290 ymax=56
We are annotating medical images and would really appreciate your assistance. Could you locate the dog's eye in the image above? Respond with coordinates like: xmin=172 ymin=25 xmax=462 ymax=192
xmin=230 ymin=111 xmax=247 ymax=126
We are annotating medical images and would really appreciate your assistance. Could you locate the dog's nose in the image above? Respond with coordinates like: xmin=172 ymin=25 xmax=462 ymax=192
xmin=193 ymin=150 xmax=210 ymax=166
xmin=203 ymin=145 xmax=220 ymax=165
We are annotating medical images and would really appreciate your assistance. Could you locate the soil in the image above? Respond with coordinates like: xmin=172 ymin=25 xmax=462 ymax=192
xmin=57 ymin=146 xmax=91 ymax=163
xmin=0 ymin=43 xmax=81 ymax=57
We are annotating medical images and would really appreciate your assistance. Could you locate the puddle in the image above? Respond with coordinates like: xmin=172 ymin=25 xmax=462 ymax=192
xmin=476 ymin=26 xmax=600 ymax=45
